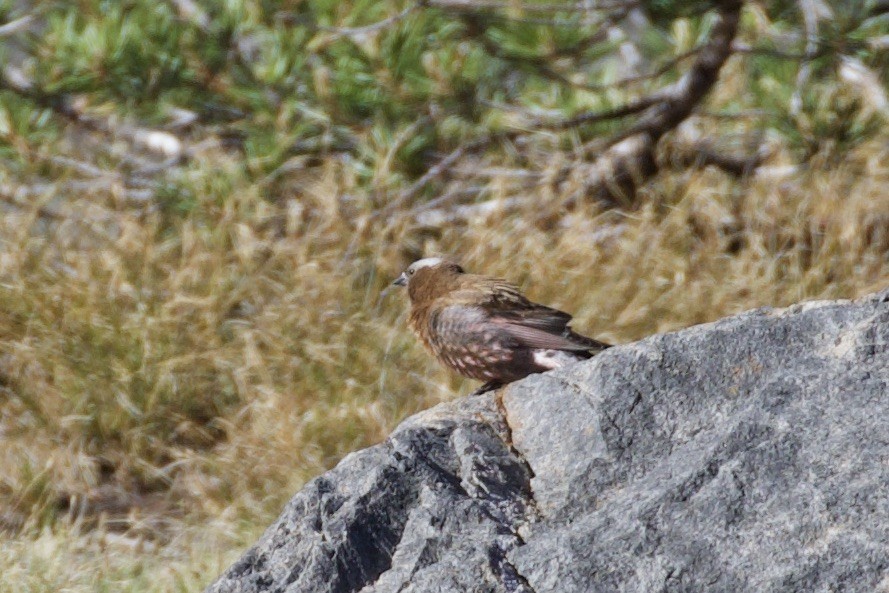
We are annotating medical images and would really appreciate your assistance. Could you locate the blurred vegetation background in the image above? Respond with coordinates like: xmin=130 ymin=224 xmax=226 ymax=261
xmin=0 ymin=0 xmax=886 ymax=590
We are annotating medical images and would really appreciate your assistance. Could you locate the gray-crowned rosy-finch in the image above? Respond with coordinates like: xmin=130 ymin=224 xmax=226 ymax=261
xmin=393 ymin=257 xmax=611 ymax=393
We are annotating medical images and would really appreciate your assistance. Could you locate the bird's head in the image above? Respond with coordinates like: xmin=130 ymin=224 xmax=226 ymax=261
xmin=393 ymin=257 xmax=465 ymax=302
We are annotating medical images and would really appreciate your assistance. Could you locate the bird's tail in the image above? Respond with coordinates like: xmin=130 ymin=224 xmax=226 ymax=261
xmin=564 ymin=330 xmax=612 ymax=358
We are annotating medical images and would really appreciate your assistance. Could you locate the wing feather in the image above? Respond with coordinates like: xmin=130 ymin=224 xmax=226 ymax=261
xmin=489 ymin=320 xmax=595 ymax=351
xmin=436 ymin=276 xmax=611 ymax=353
xmin=437 ymin=280 xmax=609 ymax=352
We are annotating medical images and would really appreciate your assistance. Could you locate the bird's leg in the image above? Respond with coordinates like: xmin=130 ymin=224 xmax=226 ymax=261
xmin=470 ymin=380 xmax=503 ymax=396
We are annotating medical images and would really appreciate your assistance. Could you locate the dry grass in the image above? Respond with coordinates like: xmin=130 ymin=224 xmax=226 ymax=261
xmin=1 ymin=136 xmax=887 ymax=591
xmin=0 ymin=518 xmax=244 ymax=593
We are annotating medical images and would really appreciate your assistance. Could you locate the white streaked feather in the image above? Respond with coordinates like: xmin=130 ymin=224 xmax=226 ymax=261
xmin=533 ymin=349 xmax=584 ymax=369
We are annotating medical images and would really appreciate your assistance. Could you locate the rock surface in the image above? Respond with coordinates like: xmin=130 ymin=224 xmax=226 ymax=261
xmin=206 ymin=289 xmax=889 ymax=593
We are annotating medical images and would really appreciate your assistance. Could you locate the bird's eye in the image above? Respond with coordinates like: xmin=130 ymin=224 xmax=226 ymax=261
xmin=408 ymin=269 xmax=415 ymax=275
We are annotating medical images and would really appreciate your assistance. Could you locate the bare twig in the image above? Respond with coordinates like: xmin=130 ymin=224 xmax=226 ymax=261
xmin=48 ymin=156 xmax=117 ymax=180
xmin=168 ymin=0 xmax=211 ymax=30
xmin=731 ymin=42 xmax=811 ymax=60
xmin=407 ymin=186 xmax=486 ymax=217
xmin=693 ymin=108 xmax=770 ymax=120
xmin=0 ymin=15 xmax=34 ymax=37
xmin=414 ymin=196 xmax=524 ymax=227
xmin=0 ymin=184 xmax=119 ymax=241
xmin=572 ymin=46 xmax=703 ymax=92
xmin=450 ymin=166 xmax=541 ymax=179
xmin=426 ymin=0 xmax=636 ymax=13
xmin=377 ymin=135 xmax=497 ymax=218
xmin=318 ymin=6 xmax=419 ymax=37
xmin=669 ymin=140 xmax=770 ymax=177
xmin=536 ymin=94 xmax=662 ymax=130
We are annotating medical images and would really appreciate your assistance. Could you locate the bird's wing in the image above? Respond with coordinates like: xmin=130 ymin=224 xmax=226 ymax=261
xmin=489 ymin=318 xmax=597 ymax=351
xmin=445 ymin=280 xmax=603 ymax=352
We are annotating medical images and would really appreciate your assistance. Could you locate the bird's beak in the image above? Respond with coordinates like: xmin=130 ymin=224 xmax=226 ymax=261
xmin=393 ymin=273 xmax=408 ymax=287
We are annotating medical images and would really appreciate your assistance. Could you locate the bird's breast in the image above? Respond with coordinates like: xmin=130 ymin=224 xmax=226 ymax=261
xmin=409 ymin=303 xmax=519 ymax=381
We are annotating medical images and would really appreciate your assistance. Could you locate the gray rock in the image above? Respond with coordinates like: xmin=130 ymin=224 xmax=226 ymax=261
xmin=205 ymin=289 xmax=889 ymax=593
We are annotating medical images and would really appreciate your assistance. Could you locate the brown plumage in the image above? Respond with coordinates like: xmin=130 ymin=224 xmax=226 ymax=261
xmin=393 ymin=257 xmax=611 ymax=393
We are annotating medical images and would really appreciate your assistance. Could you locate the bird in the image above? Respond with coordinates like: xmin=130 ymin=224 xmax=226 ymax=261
xmin=393 ymin=257 xmax=611 ymax=394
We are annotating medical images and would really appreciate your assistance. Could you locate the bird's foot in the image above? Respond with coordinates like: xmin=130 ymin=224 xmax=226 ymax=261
xmin=470 ymin=380 xmax=504 ymax=396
